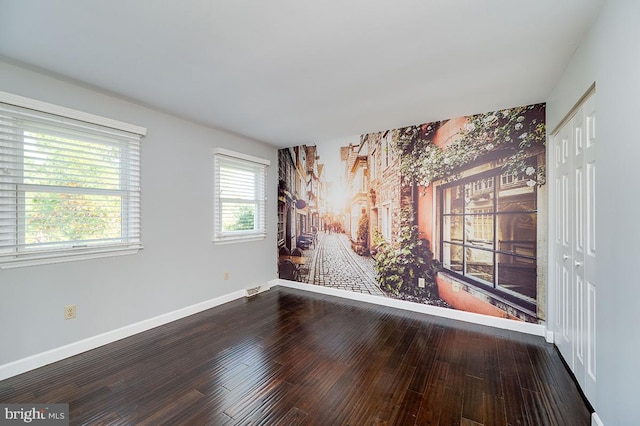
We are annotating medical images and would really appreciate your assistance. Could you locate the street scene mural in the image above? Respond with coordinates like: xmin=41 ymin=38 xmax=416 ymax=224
xmin=277 ymin=104 xmax=546 ymax=323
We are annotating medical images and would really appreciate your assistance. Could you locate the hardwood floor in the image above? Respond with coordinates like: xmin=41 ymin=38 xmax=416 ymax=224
xmin=0 ymin=287 xmax=591 ymax=425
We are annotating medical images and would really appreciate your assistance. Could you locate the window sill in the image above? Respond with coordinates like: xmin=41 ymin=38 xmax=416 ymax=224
xmin=438 ymin=269 xmax=537 ymax=315
xmin=212 ymin=236 xmax=266 ymax=245
xmin=0 ymin=246 xmax=142 ymax=269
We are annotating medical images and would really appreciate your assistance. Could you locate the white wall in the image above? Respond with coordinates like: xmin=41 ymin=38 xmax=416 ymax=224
xmin=546 ymin=0 xmax=640 ymax=424
xmin=0 ymin=60 xmax=278 ymax=369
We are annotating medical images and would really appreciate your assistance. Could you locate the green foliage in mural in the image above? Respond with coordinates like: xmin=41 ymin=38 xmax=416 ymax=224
xmin=369 ymin=228 xmax=385 ymax=256
xmin=374 ymin=207 xmax=440 ymax=298
xmin=357 ymin=214 xmax=368 ymax=243
xmin=394 ymin=104 xmax=546 ymax=188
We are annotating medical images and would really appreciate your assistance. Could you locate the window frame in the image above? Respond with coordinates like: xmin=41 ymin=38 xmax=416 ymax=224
xmin=438 ymin=167 xmax=538 ymax=311
xmin=370 ymin=148 xmax=377 ymax=180
xmin=0 ymin=91 xmax=146 ymax=269
xmin=212 ymin=148 xmax=269 ymax=245
xmin=382 ymin=132 xmax=391 ymax=169
xmin=381 ymin=203 xmax=392 ymax=242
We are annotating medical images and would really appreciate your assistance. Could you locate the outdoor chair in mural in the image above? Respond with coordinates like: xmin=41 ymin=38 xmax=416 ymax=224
xmin=278 ymin=259 xmax=297 ymax=281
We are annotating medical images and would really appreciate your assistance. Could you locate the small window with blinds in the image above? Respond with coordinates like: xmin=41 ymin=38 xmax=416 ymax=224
xmin=0 ymin=91 xmax=146 ymax=268
xmin=212 ymin=148 xmax=269 ymax=244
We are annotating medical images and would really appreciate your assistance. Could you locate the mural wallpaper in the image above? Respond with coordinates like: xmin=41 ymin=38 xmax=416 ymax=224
xmin=277 ymin=103 xmax=546 ymax=323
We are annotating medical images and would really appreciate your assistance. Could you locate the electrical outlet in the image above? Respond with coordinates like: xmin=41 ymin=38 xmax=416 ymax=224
xmin=418 ymin=278 xmax=425 ymax=288
xmin=64 ymin=304 xmax=76 ymax=320
xmin=224 ymin=271 xmax=229 ymax=280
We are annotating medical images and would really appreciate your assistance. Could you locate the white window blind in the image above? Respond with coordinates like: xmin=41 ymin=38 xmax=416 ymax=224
xmin=213 ymin=148 xmax=269 ymax=244
xmin=0 ymin=92 xmax=146 ymax=268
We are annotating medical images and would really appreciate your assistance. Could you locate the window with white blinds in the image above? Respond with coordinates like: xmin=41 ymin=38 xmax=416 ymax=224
xmin=212 ymin=148 xmax=269 ymax=244
xmin=0 ymin=91 xmax=146 ymax=268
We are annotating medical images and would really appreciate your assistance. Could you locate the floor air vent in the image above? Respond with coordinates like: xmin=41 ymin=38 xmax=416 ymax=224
xmin=245 ymin=285 xmax=269 ymax=297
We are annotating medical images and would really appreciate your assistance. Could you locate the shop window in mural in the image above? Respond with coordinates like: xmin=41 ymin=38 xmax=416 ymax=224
xmin=277 ymin=104 xmax=546 ymax=323
xmin=441 ymin=166 xmax=538 ymax=304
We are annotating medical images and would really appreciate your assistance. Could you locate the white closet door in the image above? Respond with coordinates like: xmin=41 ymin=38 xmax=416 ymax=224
xmin=551 ymin=91 xmax=597 ymax=403
xmin=553 ymin=107 xmax=574 ymax=372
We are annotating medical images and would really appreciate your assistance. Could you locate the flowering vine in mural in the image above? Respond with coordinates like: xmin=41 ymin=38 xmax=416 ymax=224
xmin=374 ymin=207 xmax=441 ymax=300
xmin=394 ymin=104 xmax=546 ymax=187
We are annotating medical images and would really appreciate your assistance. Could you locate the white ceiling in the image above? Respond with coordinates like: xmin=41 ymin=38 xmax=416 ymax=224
xmin=0 ymin=0 xmax=603 ymax=148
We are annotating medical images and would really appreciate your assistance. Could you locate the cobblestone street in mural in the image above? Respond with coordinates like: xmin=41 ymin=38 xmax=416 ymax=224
xmin=299 ymin=232 xmax=383 ymax=296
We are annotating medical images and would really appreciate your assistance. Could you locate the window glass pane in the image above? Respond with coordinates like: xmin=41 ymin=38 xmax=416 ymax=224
xmin=382 ymin=206 xmax=391 ymax=240
xmin=465 ymin=247 xmax=494 ymax=283
xmin=277 ymin=202 xmax=286 ymax=243
xmin=465 ymin=177 xmax=494 ymax=214
xmin=442 ymin=242 xmax=463 ymax=272
xmin=466 ymin=212 xmax=493 ymax=247
xmin=496 ymin=213 xmax=536 ymax=255
xmin=221 ymin=202 xmax=256 ymax=232
xmin=220 ymin=166 xmax=257 ymax=200
xmin=498 ymin=172 xmax=537 ymax=212
xmin=24 ymin=191 xmax=123 ymax=246
xmin=443 ymin=185 xmax=464 ymax=214
xmin=442 ymin=215 xmax=463 ymax=243
xmin=497 ymin=253 xmax=537 ymax=300
xmin=24 ymin=133 xmax=121 ymax=190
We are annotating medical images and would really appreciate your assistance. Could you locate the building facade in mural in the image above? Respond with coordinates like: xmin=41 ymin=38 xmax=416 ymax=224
xmin=277 ymin=103 xmax=546 ymax=324
xmin=396 ymin=105 xmax=546 ymax=322
xmin=278 ymin=146 xmax=324 ymax=252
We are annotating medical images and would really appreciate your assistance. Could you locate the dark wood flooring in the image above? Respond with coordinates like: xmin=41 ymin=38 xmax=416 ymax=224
xmin=0 ymin=287 xmax=591 ymax=425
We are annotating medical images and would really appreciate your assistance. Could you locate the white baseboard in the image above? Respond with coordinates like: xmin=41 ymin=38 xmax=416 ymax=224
xmin=0 ymin=288 xmax=251 ymax=381
xmin=546 ymin=329 xmax=554 ymax=343
xmin=591 ymin=412 xmax=604 ymax=426
xmin=271 ymin=279 xmax=546 ymax=337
